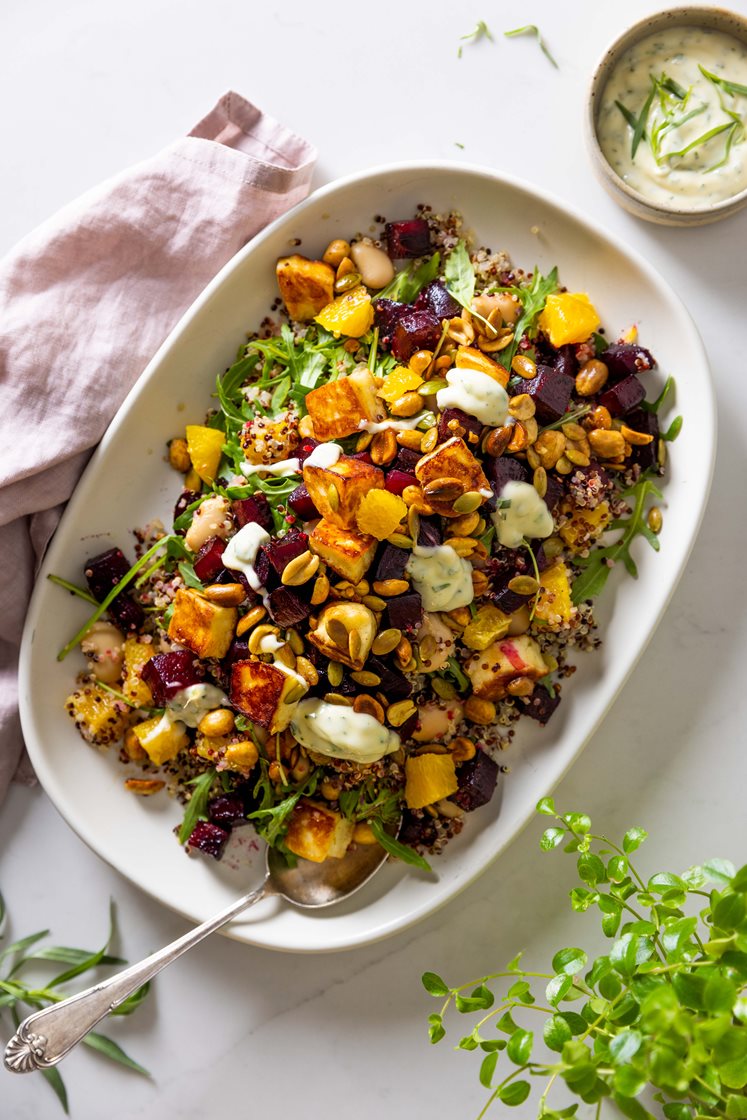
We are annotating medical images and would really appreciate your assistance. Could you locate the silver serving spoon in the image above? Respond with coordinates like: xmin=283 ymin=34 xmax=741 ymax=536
xmin=4 ymin=838 xmax=391 ymax=1074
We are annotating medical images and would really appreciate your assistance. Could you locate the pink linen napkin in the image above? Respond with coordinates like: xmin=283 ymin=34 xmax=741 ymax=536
xmin=0 ymin=92 xmax=316 ymax=801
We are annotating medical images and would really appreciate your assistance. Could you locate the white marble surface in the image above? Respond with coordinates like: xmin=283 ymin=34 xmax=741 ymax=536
xmin=1 ymin=1 xmax=746 ymax=1116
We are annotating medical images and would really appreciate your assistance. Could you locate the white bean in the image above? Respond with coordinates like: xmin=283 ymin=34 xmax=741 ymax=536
xmin=350 ymin=239 xmax=394 ymax=290
xmin=185 ymin=496 xmax=233 ymax=552
xmin=81 ymin=621 xmax=125 ymax=683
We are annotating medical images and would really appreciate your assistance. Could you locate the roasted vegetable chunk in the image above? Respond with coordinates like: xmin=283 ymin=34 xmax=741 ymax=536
xmin=303 ymin=455 xmax=384 ymax=530
xmin=276 ymin=254 xmax=334 ymax=321
xmin=465 ymin=635 xmax=548 ymax=700
xmin=308 ymin=519 xmax=377 ymax=584
xmin=230 ymin=659 xmax=307 ymax=733
xmin=305 ymin=367 xmax=385 ymax=441
xmin=167 ymin=588 xmax=237 ymax=660
xmin=308 ymin=602 xmax=377 ymax=671
xmin=284 ymin=799 xmax=354 ymax=862
xmin=415 ymin=437 xmax=491 ymax=517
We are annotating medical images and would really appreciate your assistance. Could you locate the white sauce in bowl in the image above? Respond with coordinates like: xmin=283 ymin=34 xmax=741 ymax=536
xmin=598 ymin=26 xmax=747 ymax=210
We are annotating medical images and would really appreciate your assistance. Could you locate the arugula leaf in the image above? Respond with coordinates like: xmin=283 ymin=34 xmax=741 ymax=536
xmin=498 ymin=266 xmax=559 ymax=366
xmin=369 ymin=818 xmax=432 ymax=871
xmin=178 ymin=768 xmax=218 ymax=844
xmin=177 ymin=561 xmax=203 ymax=590
xmin=444 ymin=240 xmax=476 ymax=310
xmin=375 ymin=252 xmax=441 ymax=304
xmin=339 ymin=779 xmax=401 ymax=824
xmin=248 ymin=771 xmax=318 ymax=847
xmin=504 ymin=24 xmax=558 ymax=69
xmin=571 ymin=477 xmax=662 ymax=604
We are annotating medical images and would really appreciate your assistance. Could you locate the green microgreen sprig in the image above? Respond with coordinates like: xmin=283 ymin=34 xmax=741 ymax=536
xmin=0 ymin=894 xmax=151 ymax=1113
xmin=424 ymin=799 xmax=747 ymax=1120
xmin=570 ymin=475 xmax=662 ymax=604
xmin=458 ymin=20 xmax=493 ymax=58
xmin=504 ymin=25 xmax=558 ymax=69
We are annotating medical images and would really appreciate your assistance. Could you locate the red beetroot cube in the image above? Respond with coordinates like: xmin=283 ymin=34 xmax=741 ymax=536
xmin=223 ymin=640 xmax=249 ymax=670
xmin=233 ymin=494 xmax=272 ymax=532
xmin=296 ymin=437 xmax=319 ymax=464
xmin=384 ymin=591 xmax=423 ymax=636
xmin=208 ymin=794 xmax=248 ymax=829
xmin=414 ymin=279 xmax=461 ymax=320
xmin=486 ymin=457 xmax=530 ymax=507
xmin=376 ymin=544 xmax=409 ymax=582
xmin=392 ymin=446 xmax=421 ymax=473
xmin=452 ymin=751 xmax=500 ymax=811
xmin=374 ymin=299 xmax=410 ymax=347
xmin=84 ymin=548 xmax=144 ymax=632
xmin=385 ymin=469 xmax=417 ymax=496
xmin=385 ymin=219 xmax=432 ymax=259
xmin=365 ymin=655 xmax=412 ymax=700
xmin=599 ymin=375 xmax=645 ymax=417
xmin=193 ymin=537 xmax=227 ymax=583
xmin=142 ymin=651 xmax=204 ymax=706
xmin=602 ymin=343 xmax=655 ymax=382
xmin=417 ymin=517 xmax=442 ymax=549
xmin=174 ymin=489 xmax=199 ymax=529
xmin=438 ymin=407 xmax=482 ymax=446
xmin=263 ymin=530 xmax=309 ymax=578
xmin=267 ymin=586 xmax=312 ymax=628
xmin=398 ymin=810 xmax=438 ymax=849
xmin=523 ymin=686 xmax=561 ymax=725
xmin=288 ymin=483 xmax=319 ymax=521
xmin=391 ymin=310 xmax=441 ymax=362
xmin=187 ymin=819 xmax=229 ymax=860
xmin=625 ymin=407 xmax=660 ymax=471
xmin=523 ymin=365 xmax=575 ymax=424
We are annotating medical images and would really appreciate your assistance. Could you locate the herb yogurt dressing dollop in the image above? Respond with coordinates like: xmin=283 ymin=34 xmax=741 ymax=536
xmin=598 ymin=25 xmax=747 ymax=210
xmin=436 ymin=368 xmax=510 ymax=427
xmin=406 ymin=544 xmax=474 ymax=612
xmin=290 ymin=699 xmax=401 ymax=765
xmin=221 ymin=522 xmax=270 ymax=592
xmin=167 ymin=683 xmax=228 ymax=727
xmin=492 ymin=481 xmax=553 ymax=549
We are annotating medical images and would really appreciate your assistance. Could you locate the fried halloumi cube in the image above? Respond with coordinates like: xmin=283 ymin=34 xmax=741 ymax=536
xmin=276 ymin=255 xmax=335 ymax=321
xmin=308 ymin=519 xmax=377 ymax=584
xmin=415 ymin=437 xmax=492 ymax=517
xmin=303 ymin=455 xmax=384 ymax=529
xmin=167 ymin=588 xmax=237 ymax=660
xmin=284 ymin=799 xmax=354 ymax=862
xmin=465 ymin=635 xmax=548 ymax=700
xmin=304 ymin=367 xmax=386 ymax=441
xmin=230 ymin=659 xmax=307 ymax=733
xmin=308 ymin=602 xmax=377 ymax=671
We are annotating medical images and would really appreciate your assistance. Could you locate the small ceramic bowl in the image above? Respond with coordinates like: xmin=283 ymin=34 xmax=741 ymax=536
xmin=587 ymin=6 xmax=747 ymax=226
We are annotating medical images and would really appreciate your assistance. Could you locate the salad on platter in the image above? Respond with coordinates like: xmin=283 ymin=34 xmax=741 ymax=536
xmin=56 ymin=209 xmax=679 ymax=873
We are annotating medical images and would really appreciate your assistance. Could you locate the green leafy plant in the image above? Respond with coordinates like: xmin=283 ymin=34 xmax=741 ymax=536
xmin=0 ymin=893 xmax=151 ymax=1113
xmin=493 ymin=267 xmax=559 ymax=366
xmin=424 ymin=800 xmax=747 ymax=1120
xmin=339 ymin=779 xmax=432 ymax=871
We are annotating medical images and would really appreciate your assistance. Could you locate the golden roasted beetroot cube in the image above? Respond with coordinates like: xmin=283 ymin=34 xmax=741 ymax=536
xmin=230 ymin=659 xmax=307 ymax=733
xmin=308 ymin=519 xmax=377 ymax=583
xmin=284 ymin=799 xmax=354 ymax=862
xmin=303 ymin=455 xmax=384 ymax=529
xmin=167 ymin=588 xmax=237 ymax=660
xmin=305 ymin=368 xmax=385 ymax=441
xmin=276 ymin=255 xmax=334 ymax=321
xmin=415 ymin=436 xmax=491 ymax=517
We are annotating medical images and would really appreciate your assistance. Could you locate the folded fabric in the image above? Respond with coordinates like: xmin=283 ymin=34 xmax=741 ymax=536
xmin=0 ymin=92 xmax=316 ymax=802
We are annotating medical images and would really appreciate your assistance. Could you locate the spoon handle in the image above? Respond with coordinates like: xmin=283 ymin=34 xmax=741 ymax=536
xmin=4 ymin=880 xmax=270 ymax=1073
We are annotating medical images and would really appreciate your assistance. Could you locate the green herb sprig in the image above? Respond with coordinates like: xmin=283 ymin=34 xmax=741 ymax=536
xmin=424 ymin=799 xmax=747 ymax=1120
xmin=458 ymin=20 xmax=493 ymax=58
xmin=178 ymin=768 xmax=218 ymax=844
xmin=339 ymin=779 xmax=432 ymax=872
xmin=570 ymin=475 xmax=662 ymax=604
xmin=504 ymin=25 xmax=558 ymax=69
xmin=0 ymin=894 xmax=151 ymax=1113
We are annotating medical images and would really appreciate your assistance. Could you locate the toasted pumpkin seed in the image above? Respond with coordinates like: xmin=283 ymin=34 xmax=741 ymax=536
xmin=387 ymin=699 xmax=417 ymax=727
xmin=508 ymin=574 xmax=539 ymax=595
xmin=324 ymin=692 xmax=353 ymax=706
xmin=432 ymin=677 xmax=457 ymax=700
xmin=452 ymin=490 xmax=484 ymax=515
xmin=533 ymin=465 xmax=548 ymax=498
xmin=424 ymin=476 xmax=465 ymax=502
xmin=361 ymin=594 xmax=387 ymax=611
xmin=327 ymin=660 xmax=344 ymax=687
xmin=351 ymin=670 xmax=382 ymax=687
xmin=387 ymin=532 xmax=413 ymax=549
xmin=421 ymin=426 xmax=439 ymax=453
xmin=326 ymin=484 xmax=340 ymax=512
xmin=372 ymin=628 xmax=402 ymax=656
xmin=647 ymin=506 xmax=663 ymax=534
xmin=327 ymin=618 xmax=350 ymax=651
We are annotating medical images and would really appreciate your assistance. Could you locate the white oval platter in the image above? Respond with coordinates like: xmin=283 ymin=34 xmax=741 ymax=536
xmin=19 ymin=162 xmax=715 ymax=952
